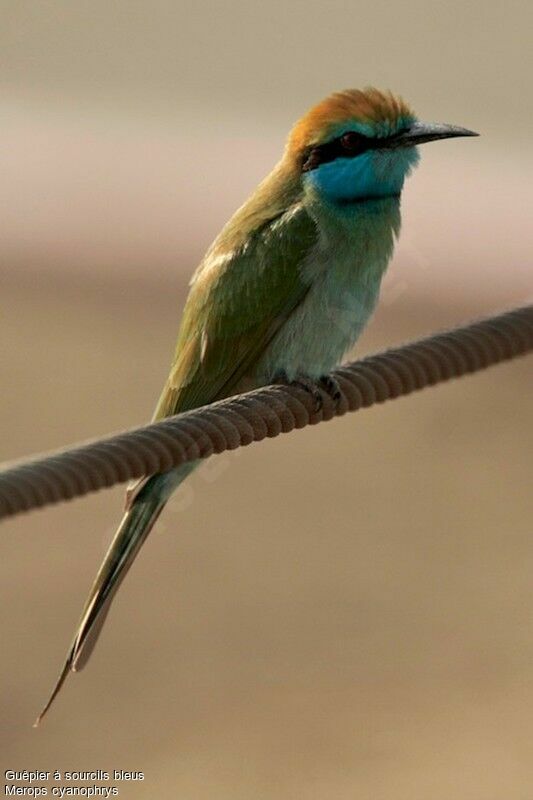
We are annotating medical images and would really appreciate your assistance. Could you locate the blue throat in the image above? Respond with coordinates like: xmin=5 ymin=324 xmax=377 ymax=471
xmin=304 ymin=147 xmax=420 ymax=205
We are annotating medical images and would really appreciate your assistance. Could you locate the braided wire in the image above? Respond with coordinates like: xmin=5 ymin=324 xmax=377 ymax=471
xmin=0 ymin=306 xmax=531 ymax=521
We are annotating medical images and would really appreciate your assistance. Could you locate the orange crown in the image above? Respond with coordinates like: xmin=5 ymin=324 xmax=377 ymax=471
xmin=287 ymin=87 xmax=413 ymax=155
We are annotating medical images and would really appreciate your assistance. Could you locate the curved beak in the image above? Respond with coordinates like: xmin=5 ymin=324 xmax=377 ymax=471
xmin=383 ymin=121 xmax=479 ymax=149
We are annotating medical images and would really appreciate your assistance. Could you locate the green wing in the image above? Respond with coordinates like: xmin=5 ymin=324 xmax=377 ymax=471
xmin=154 ymin=203 xmax=317 ymax=419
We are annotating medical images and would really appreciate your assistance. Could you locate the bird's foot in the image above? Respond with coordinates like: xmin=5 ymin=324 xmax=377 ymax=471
xmin=274 ymin=372 xmax=341 ymax=413
xmin=291 ymin=375 xmax=324 ymax=412
xmin=317 ymin=374 xmax=342 ymax=403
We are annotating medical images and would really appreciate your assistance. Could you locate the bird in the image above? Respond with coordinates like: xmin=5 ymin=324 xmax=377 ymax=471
xmin=35 ymin=87 xmax=477 ymax=724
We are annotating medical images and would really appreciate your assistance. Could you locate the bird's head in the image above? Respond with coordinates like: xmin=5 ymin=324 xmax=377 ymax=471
xmin=286 ymin=87 xmax=477 ymax=205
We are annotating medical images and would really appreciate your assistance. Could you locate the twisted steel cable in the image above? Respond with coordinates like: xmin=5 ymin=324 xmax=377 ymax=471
xmin=0 ymin=306 xmax=531 ymax=522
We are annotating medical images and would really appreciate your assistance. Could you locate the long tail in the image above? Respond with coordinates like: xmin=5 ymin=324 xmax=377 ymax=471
xmin=34 ymin=463 xmax=196 ymax=725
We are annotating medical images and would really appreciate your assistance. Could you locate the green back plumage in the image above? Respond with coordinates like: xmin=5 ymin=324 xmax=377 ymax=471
xmin=154 ymin=175 xmax=317 ymax=417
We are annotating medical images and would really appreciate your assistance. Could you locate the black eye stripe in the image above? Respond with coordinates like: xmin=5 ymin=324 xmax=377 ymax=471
xmin=302 ymin=130 xmax=372 ymax=173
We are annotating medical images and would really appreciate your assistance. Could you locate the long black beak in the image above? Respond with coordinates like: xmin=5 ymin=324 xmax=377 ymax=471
xmin=383 ymin=121 xmax=479 ymax=149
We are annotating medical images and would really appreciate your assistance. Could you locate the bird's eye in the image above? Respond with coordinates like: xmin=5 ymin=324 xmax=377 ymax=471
xmin=340 ymin=131 xmax=365 ymax=152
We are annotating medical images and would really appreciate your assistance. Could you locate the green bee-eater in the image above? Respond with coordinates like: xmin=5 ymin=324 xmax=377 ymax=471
xmin=37 ymin=87 xmax=477 ymax=722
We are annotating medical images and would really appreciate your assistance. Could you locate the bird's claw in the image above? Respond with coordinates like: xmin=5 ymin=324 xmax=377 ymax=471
xmin=318 ymin=374 xmax=342 ymax=403
xmin=277 ymin=373 xmax=342 ymax=413
xmin=291 ymin=376 xmax=324 ymax=412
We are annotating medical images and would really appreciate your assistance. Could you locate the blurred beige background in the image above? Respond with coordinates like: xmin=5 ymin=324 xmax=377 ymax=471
xmin=1 ymin=1 xmax=532 ymax=798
